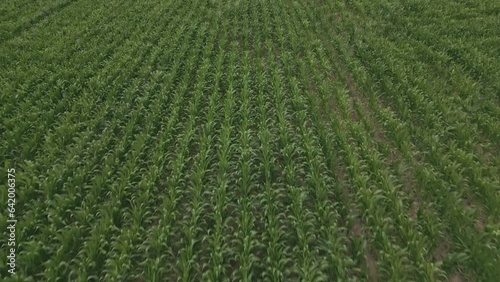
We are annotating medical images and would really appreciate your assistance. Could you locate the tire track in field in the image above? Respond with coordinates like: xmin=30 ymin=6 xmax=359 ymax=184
xmin=0 ymin=0 xmax=82 ymax=44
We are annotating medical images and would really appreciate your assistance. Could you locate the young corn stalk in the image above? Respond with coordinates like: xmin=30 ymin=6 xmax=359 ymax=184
xmin=177 ymin=19 xmax=216 ymax=281
xmin=206 ymin=27 xmax=238 ymax=281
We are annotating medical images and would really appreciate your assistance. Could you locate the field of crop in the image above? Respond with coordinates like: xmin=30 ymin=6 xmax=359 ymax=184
xmin=1 ymin=0 xmax=499 ymax=281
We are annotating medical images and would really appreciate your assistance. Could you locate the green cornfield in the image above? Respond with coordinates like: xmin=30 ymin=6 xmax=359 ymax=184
xmin=1 ymin=0 xmax=499 ymax=281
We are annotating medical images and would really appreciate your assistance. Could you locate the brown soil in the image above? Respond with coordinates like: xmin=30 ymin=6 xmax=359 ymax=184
xmin=434 ymin=238 xmax=450 ymax=262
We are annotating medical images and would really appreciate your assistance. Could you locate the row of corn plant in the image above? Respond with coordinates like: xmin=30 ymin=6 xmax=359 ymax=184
xmin=266 ymin=44 xmax=321 ymax=280
xmin=1 ymin=0 xmax=137 ymax=162
xmin=228 ymin=49 xmax=259 ymax=281
xmin=101 ymin=5 xmax=199 ymax=279
xmin=143 ymin=3 xmax=211 ymax=279
xmin=290 ymin=11 xmax=444 ymax=277
xmin=0 ymin=0 xmax=175 ymax=278
xmin=0 ymin=0 xmax=192 ymax=279
xmin=275 ymin=3 xmax=357 ymax=279
xmin=252 ymin=51 xmax=289 ymax=281
xmin=278 ymin=1 xmax=414 ymax=280
xmin=340 ymin=0 xmax=499 ymax=207
xmin=205 ymin=43 xmax=238 ymax=282
xmin=318 ymin=1 xmax=498 ymax=280
xmin=140 ymin=22 xmax=206 ymax=278
xmin=174 ymin=13 xmax=219 ymax=281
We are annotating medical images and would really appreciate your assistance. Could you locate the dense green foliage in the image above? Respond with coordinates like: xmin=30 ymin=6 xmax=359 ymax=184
xmin=1 ymin=0 xmax=499 ymax=281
